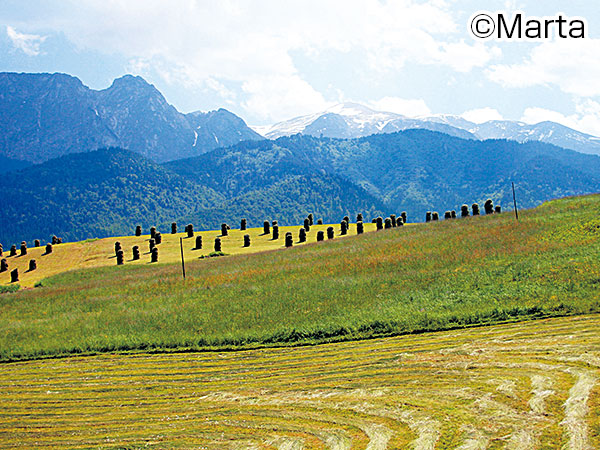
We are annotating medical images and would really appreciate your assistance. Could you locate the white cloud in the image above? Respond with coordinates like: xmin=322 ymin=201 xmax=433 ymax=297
xmin=461 ymin=107 xmax=503 ymax=123
xmin=25 ymin=0 xmax=501 ymax=122
xmin=486 ymin=38 xmax=600 ymax=97
xmin=241 ymin=75 xmax=329 ymax=122
xmin=6 ymin=26 xmax=46 ymax=56
xmin=368 ymin=97 xmax=431 ymax=117
xmin=521 ymin=100 xmax=600 ymax=137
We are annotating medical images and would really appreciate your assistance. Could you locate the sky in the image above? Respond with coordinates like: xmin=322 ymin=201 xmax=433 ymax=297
xmin=1 ymin=0 xmax=600 ymax=135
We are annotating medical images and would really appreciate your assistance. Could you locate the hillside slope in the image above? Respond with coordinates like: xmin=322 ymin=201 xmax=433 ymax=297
xmin=0 ymin=146 xmax=385 ymax=246
xmin=168 ymin=130 xmax=600 ymax=221
xmin=0 ymin=193 xmax=598 ymax=361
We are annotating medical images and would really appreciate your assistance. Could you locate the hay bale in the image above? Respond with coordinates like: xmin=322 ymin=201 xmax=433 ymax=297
xmin=243 ymin=234 xmax=251 ymax=247
xmin=240 ymin=218 xmax=247 ymax=231
xmin=10 ymin=268 xmax=18 ymax=283
xmin=195 ymin=235 xmax=203 ymax=250
xmin=116 ymin=250 xmax=124 ymax=265
xmin=376 ymin=217 xmax=383 ymax=230
xmin=34 ymin=239 xmax=40 ymax=247
xmin=29 ymin=259 xmax=37 ymax=271
xmin=340 ymin=220 xmax=348 ymax=235
xmin=10 ymin=245 xmax=17 ymax=257
xmin=263 ymin=220 xmax=270 ymax=235
xmin=357 ymin=221 xmax=364 ymax=234
xmin=151 ymin=247 xmax=159 ymax=263
xmin=272 ymin=225 xmax=279 ymax=240
xmin=187 ymin=224 xmax=194 ymax=238
xmin=327 ymin=226 xmax=334 ymax=239
xmin=135 ymin=225 xmax=142 ymax=236
xmin=285 ymin=232 xmax=293 ymax=247
xmin=0 ymin=259 xmax=7 ymax=273
xmin=45 ymin=244 xmax=53 ymax=254
xmin=221 ymin=223 xmax=228 ymax=236
xmin=20 ymin=242 xmax=27 ymax=256
xmin=299 ymin=228 xmax=307 ymax=243
xmin=171 ymin=222 xmax=177 ymax=234
xmin=132 ymin=246 xmax=140 ymax=260
xmin=316 ymin=230 xmax=324 ymax=242
xmin=214 ymin=237 xmax=222 ymax=252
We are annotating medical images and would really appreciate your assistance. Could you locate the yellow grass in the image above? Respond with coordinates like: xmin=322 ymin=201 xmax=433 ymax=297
xmin=0 ymin=223 xmax=378 ymax=288
xmin=0 ymin=314 xmax=598 ymax=449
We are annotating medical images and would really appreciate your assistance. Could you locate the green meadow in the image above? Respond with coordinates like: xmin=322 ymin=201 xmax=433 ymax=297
xmin=1 ymin=195 xmax=599 ymax=361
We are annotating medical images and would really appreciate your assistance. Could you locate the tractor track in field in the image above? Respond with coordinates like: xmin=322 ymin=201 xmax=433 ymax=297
xmin=0 ymin=314 xmax=598 ymax=449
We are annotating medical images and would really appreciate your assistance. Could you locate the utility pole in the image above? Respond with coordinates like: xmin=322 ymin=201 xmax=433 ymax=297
xmin=512 ymin=182 xmax=519 ymax=222
xmin=179 ymin=237 xmax=186 ymax=279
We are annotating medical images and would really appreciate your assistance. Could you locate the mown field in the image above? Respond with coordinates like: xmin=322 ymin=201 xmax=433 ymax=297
xmin=0 ymin=222 xmax=378 ymax=288
xmin=0 ymin=314 xmax=598 ymax=449
xmin=0 ymin=194 xmax=599 ymax=361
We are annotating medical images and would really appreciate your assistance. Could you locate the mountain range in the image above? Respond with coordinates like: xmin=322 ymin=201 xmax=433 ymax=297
xmin=258 ymin=103 xmax=600 ymax=156
xmin=0 ymin=72 xmax=263 ymax=166
xmin=2 ymin=130 xmax=600 ymax=246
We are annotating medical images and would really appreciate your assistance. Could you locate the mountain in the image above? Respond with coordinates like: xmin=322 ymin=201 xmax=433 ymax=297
xmin=168 ymin=130 xmax=600 ymax=223
xmin=259 ymin=102 xmax=600 ymax=156
xmin=0 ymin=146 xmax=385 ymax=246
xmin=0 ymin=72 xmax=263 ymax=163
xmin=425 ymin=115 xmax=600 ymax=156
xmin=0 ymin=154 xmax=32 ymax=174
xmin=259 ymin=103 xmax=475 ymax=140
xmin=3 ymin=131 xmax=600 ymax=246
xmin=0 ymin=148 xmax=223 ymax=245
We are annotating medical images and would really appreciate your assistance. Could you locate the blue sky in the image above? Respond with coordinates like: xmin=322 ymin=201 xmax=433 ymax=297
xmin=1 ymin=0 xmax=600 ymax=134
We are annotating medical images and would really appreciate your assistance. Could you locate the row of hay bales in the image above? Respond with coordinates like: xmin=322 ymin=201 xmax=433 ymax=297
xmin=1 ymin=238 xmax=60 ymax=283
xmin=425 ymin=199 xmax=501 ymax=222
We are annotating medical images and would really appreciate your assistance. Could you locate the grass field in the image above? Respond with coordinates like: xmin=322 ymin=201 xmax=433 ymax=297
xmin=0 ymin=222 xmax=378 ymax=288
xmin=0 ymin=313 xmax=598 ymax=449
xmin=0 ymin=194 xmax=599 ymax=361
